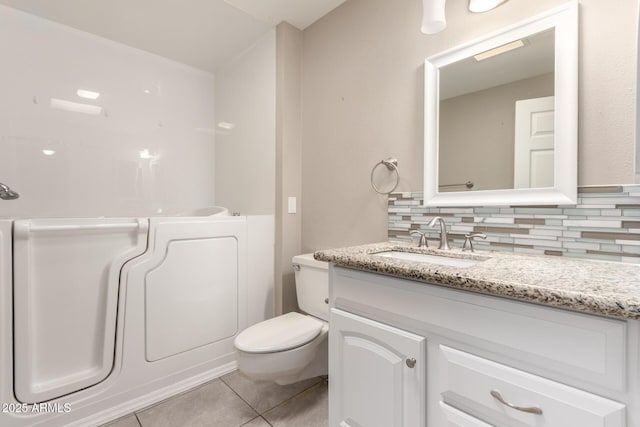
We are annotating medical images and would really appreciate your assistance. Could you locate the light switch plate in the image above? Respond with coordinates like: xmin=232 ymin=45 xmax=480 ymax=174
xmin=288 ymin=197 xmax=297 ymax=214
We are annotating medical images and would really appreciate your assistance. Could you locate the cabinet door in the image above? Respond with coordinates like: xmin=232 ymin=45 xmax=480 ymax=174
xmin=329 ymin=308 xmax=425 ymax=427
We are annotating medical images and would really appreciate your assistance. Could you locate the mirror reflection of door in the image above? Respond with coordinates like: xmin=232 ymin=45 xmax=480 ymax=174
xmin=514 ymin=96 xmax=555 ymax=188
xmin=437 ymin=28 xmax=555 ymax=192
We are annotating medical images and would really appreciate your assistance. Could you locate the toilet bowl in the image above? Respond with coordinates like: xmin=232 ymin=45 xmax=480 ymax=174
xmin=234 ymin=253 xmax=328 ymax=385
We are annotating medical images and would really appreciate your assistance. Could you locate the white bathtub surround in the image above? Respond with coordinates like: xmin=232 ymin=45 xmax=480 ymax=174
xmin=214 ymin=29 xmax=276 ymax=216
xmin=0 ymin=213 xmax=275 ymax=427
xmin=247 ymin=215 xmax=276 ymax=326
xmin=0 ymin=5 xmax=216 ymax=218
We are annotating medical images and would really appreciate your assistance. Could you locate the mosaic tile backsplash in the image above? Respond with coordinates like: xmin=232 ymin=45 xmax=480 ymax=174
xmin=388 ymin=185 xmax=640 ymax=264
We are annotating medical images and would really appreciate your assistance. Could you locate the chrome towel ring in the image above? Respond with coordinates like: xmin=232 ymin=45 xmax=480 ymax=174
xmin=370 ymin=158 xmax=399 ymax=195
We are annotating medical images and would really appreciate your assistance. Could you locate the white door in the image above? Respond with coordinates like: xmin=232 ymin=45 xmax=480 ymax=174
xmin=514 ymin=96 xmax=555 ymax=188
xmin=329 ymin=308 xmax=426 ymax=427
xmin=13 ymin=218 xmax=148 ymax=403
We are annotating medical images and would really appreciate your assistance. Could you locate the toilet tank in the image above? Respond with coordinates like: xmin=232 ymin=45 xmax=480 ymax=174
xmin=292 ymin=253 xmax=329 ymax=321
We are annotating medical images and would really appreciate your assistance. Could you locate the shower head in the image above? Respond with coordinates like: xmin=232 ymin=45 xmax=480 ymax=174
xmin=0 ymin=182 xmax=19 ymax=200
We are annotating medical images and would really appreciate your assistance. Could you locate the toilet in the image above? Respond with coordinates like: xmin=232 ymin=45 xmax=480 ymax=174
xmin=234 ymin=253 xmax=329 ymax=385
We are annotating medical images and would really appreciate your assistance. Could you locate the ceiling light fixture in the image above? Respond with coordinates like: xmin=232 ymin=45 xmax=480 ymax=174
xmin=469 ymin=0 xmax=508 ymax=13
xmin=474 ymin=39 xmax=524 ymax=61
xmin=421 ymin=0 xmax=446 ymax=34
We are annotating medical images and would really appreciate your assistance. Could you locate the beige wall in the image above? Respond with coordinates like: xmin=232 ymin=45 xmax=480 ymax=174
xmin=301 ymin=0 xmax=638 ymax=252
xmin=439 ymin=73 xmax=554 ymax=192
xmin=275 ymin=23 xmax=303 ymax=315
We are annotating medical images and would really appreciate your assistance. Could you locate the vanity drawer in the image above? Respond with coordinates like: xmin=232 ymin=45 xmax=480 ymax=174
xmin=439 ymin=402 xmax=492 ymax=427
xmin=439 ymin=345 xmax=625 ymax=427
xmin=332 ymin=266 xmax=627 ymax=391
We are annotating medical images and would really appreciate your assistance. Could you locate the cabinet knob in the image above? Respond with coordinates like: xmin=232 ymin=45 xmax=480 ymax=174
xmin=405 ymin=357 xmax=416 ymax=368
xmin=490 ymin=390 xmax=542 ymax=415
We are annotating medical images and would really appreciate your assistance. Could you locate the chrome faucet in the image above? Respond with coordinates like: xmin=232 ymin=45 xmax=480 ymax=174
xmin=428 ymin=216 xmax=450 ymax=250
xmin=410 ymin=230 xmax=428 ymax=249
xmin=0 ymin=182 xmax=19 ymax=200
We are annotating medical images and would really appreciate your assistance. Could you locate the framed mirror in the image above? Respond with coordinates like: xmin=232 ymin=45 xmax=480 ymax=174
xmin=424 ymin=2 xmax=578 ymax=206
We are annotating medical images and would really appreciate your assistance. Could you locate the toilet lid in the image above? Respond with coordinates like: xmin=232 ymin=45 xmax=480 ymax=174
xmin=235 ymin=312 xmax=324 ymax=353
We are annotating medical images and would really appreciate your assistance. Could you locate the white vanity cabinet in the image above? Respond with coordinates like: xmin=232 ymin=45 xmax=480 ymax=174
xmin=329 ymin=308 xmax=426 ymax=427
xmin=329 ymin=265 xmax=638 ymax=427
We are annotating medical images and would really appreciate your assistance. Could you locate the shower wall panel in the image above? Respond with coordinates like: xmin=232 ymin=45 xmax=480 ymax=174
xmin=0 ymin=5 xmax=216 ymax=218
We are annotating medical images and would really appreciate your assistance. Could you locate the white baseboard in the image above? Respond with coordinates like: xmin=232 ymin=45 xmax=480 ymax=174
xmin=68 ymin=361 xmax=238 ymax=427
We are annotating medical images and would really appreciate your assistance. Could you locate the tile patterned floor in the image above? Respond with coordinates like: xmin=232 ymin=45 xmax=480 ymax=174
xmin=102 ymin=372 xmax=327 ymax=427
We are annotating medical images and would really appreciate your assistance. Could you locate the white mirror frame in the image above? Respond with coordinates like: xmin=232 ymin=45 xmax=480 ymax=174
xmin=424 ymin=2 xmax=578 ymax=207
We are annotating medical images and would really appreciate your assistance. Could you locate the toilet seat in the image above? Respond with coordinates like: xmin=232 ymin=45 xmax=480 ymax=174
xmin=235 ymin=312 xmax=324 ymax=354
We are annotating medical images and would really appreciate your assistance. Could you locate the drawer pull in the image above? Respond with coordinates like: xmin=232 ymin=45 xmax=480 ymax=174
xmin=406 ymin=358 xmax=416 ymax=368
xmin=490 ymin=390 xmax=543 ymax=415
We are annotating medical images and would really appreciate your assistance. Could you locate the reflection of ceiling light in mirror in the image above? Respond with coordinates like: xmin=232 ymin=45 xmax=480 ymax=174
xmin=474 ymin=39 xmax=524 ymax=61
xmin=42 ymin=149 xmax=56 ymax=156
xmin=50 ymin=98 xmax=103 ymax=115
xmin=139 ymin=149 xmax=153 ymax=159
xmin=217 ymin=122 xmax=236 ymax=130
xmin=76 ymin=89 xmax=100 ymax=100
xmin=144 ymin=89 xmax=151 ymax=94
xmin=469 ymin=0 xmax=508 ymax=13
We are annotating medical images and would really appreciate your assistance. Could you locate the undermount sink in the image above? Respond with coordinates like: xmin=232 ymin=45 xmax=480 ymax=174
xmin=373 ymin=251 xmax=482 ymax=268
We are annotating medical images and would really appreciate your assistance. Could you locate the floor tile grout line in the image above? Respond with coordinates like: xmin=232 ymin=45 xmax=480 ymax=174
xmin=219 ymin=375 xmax=261 ymax=417
xmin=262 ymin=380 xmax=326 ymax=420
xmin=222 ymin=374 xmax=325 ymax=416
xmin=239 ymin=415 xmax=274 ymax=427
xmin=105 ymin=373 xmax=326 ymax=426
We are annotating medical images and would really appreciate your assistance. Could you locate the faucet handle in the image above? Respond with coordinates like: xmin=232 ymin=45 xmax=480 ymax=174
xmin=410 ymin=230 xmax=428 ymax=249
xmin=463 ymin=232 xmax=487 ymax=252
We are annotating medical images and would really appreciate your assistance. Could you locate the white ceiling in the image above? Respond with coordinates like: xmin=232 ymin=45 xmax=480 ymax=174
xmin=224 ymin=0 xmax=347 ymax=30
xmin=0 ymin=0 xmax=347 ymax=73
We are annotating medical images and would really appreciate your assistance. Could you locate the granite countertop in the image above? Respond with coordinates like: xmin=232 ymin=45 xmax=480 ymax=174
xmin=314 ymin=242 xmax=640 ymax=320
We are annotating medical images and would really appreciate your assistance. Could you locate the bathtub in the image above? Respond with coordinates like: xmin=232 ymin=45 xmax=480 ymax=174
xmin=176 ymin=206 xmax=230 ymax=216
xmin=0 ymin=209 xmax=273 ymax=427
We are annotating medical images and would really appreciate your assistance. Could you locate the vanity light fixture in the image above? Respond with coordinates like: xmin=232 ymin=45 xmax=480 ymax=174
xmin=76 ymin=89 xmax=100 ymax=100
xmin=42 ymin=149 xmax=56 ymax=156
xmin=421 ymin=0 xmax=446 ymax=34
xmin=474 ymin=39 xmax=524 ymax=61
xmin=469 ymin=0 xmax=508 ymax=13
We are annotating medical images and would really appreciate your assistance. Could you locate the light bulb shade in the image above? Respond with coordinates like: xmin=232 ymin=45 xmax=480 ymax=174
xmin=421 ymin=0 xmax=446 ymax=34
xmin=469 ymin=0 xmax=507 ymax=13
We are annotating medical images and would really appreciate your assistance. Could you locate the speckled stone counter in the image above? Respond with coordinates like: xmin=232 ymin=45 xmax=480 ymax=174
xmin=314 ymin=242 xmax=640 ymax=320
